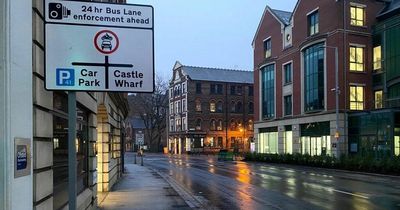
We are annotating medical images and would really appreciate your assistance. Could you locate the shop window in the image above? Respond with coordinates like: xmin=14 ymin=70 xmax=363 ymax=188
xmin=350 ymin=85 xmax=364 ymax=110
xmin=284 ymin=126 xmax=293 ymax=154
xmin=301 ymin=136 xmax=331 ymax=156
xmin=350 ymin=4 xmax=365 ymax=26
xmin=395 ymin=136 xmax=400 ymax=156
xmin=350 ymin=46 xmax=364 ymax=72
xmin=257 ymin=131 xmax=278 ymax=154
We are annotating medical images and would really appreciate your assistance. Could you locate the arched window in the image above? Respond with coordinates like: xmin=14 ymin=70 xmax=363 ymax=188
xmin=230 ymin=119 xmax=237 ymax=131
xmin=196 ymin=119 xmax=202 ymax=130
xmin=210 ymin=100 xmax=216 ymax=113
xmin=230 ymin=101 xmax=236 ymax=113
xmin=248 ymin=119 xmax=254 ymax=131
xmin=195 ymin=99 xmax=202 ymax=112
xmin=236 ymin=101 xmax=243 ymax=113
xmin=210 ymin=119 xmax=216 ymax=131
xmin=217 ymin=101 xmax=223 ymax=113
xmin=217 ymin=119 xmax=223 ymax=131
xmin=248 ymin=102 xmax=254 ymax=114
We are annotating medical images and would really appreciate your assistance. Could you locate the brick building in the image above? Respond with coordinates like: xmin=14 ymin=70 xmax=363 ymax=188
xmin=253 ymin=0 xmax=388 ymax=157
xmin=168 ymin=62 xmax=254 ymax=154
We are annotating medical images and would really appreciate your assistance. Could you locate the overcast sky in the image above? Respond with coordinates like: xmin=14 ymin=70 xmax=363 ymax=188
xmin=127 ymin=0 xmax=297 ymax=80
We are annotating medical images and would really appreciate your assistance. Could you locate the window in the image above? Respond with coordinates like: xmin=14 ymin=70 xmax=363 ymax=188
xmin=230 ymin=119 xmax=237 ymax=131
xmin=169 ymin=88 xmax=173 ymax=98
xmin=230 ymin=85 xmax=236 ymax=95
xmin=284 ymin=62 xmax=292 ymax=84
xmin=196 ymin=83 xmax=202 ymax=94
xmin=182 ymin=83 xmax=186 ymax=93
xmin=257 ymin=130 xmax=278 ymax=154
xmin=375 ymin=90 xmax=383 ymax=109
xmin=210 ymin=84 xmax=216 ymax=94
xmin=262 ymin=64 xmax=275 ymax=118
xmin=395 ymin=136 xmax=400 ymax=156
xmin=178 ymin=101 xmax=181 ymax=113
xmin=217 ymin=84 xmax=223 ymax=94
xmin=195 ymin=99 xmax=201 ymax=112
xmin=195 ymin=119 xmax=202 ymax=130
xmin=248 ymin=102 xmax=254 ymax=114
xmin=230 ymin=101 xmax=236 ymax=113
xmin=264 ymin=38 xmax=271 ymax=58
xmin=350 ymin=85 xmax=364 ymax=110
xmin=308 ymin=11 xmax=319 ymax=36
xmin=248 ymin=86 xmax=254 ymax=96
xmin=176 ymin=118 xmax=181 ymax=131
xmin=373 ymin=46 xmax=382 ymax=71
xmin=235 ymin=101 xmax=243 ymax=113
xmin=182 ymin=99 xmax=186 ymax=112
xmin=210 ymin=119 xmax=216 ymax=131
xmin=350 ymin=46 xmax=364 ymax=72
xmin=304 ymin=43 xmax=325 ymax=112
xmin=182 ymin=117 xmax=186 ymax=131
xmin=284 ymin=129 xmax=293 ymax=154
xmin=217 ymin=120 xmax=223 ymax=131
xmin=175 ymin=101 xmax=179 ymax=113
xmin=350 ymin=5 xmax=365 ymax=26
xmin=53 ymin=93 xmax=89 ymax=210
xmin=218 ymin=137 xmax=223 ymax=147
xmin=170 ymin=119 xmax=174 ymax=131
xmin=284 ymin=95 xmax=292 ymax=116
xmin=237 ymin=86 xmax=242 ymax=95
xmin=248 ymin=119 xmax=254 ymax=131
xmin=170 ymin=102 xmax=173 ymax=114
xmin=301 ymin=136 xmax=331 ymax=156
xmin=210 ymin=101 xmax=216 ymax=113
xmin=217 ymin=101 xmax=223 ymax=113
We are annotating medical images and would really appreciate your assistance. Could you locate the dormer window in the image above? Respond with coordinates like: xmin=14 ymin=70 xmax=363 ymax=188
xmin=308 ymin=11 xmax=319 ymax=36
xmin=264 ymin=38 xmax=272 ymax=58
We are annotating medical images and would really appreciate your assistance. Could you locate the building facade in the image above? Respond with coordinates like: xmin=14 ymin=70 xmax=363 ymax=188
xmin=253 ymin=0 xmax=388 ymax=157
xmin=168 ymin=62 xmax=254 ymax=154
xmin=1 ymin=0 xmax=129 ymax=210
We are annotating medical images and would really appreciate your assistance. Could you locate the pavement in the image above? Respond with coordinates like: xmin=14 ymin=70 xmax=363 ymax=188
xmin=98 ymin=156 xmax=192 ymax=210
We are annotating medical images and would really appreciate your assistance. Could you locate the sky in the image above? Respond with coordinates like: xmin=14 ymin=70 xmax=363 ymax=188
xmin=127 ymin=0 xmax=297 ymax=80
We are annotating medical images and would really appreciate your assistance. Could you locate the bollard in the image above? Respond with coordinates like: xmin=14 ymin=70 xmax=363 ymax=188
xmin=141 ymin=155 xmax=144 ymax=166
xmin=134 ymin=154 xmax=137 ymax=164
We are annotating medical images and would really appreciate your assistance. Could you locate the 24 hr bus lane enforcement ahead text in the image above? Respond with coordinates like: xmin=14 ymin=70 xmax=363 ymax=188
xmin=75 ymin=6 xmax=150 ymax=24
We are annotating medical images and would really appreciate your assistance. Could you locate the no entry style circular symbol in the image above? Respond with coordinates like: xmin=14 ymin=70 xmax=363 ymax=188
xmin=94 ymin=30 xmax=120 ymax=54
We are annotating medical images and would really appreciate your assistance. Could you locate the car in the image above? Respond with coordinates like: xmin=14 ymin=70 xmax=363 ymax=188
xmin=101 ymin=40 xmax=112 ymax=50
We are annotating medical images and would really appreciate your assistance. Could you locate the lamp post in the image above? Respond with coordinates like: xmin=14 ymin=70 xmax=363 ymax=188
xmin=320 ymin=45 xmax=340 ymax=156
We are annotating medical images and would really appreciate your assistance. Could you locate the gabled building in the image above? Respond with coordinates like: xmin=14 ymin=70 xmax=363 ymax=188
xmin=168 ymin=62 xmax=254 ymax=154
xmin=253 ymin=0 xmax=387 ymax=157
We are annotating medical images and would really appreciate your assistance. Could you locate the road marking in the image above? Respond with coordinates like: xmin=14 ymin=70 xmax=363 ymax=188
xmin=332 ymin=189 xmax=369 ymax=199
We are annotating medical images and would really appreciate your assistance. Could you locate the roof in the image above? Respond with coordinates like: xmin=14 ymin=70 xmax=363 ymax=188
xmin=179 ymin=65 xmax=253 ymax=84
xmin=271 ymin=9 xmax=292 ymax=25
xmin=377 ymin=0 xmax=400 ymax=19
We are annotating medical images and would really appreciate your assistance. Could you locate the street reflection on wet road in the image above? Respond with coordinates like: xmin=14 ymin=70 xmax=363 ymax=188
xmin=135 ymin=154 xmax=400 ymax=210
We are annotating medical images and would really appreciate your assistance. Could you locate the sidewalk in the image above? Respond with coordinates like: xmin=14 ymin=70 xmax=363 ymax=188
xmin=98 ymin=163 xmax=192 ymax=210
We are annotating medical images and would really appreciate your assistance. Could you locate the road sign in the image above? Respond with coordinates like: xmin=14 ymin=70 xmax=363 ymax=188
xmin=44 ymin=0 xmax=154 ymax=92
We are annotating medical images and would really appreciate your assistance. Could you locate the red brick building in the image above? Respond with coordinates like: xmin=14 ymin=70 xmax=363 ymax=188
xmin=168 ymin=62 xmax=254 ymax=154
xmin=253 ymin=0 xmax=386 ymax=156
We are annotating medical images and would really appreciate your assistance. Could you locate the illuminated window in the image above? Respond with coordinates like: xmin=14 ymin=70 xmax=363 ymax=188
xmin=373 ymin=46 xmax=382 ymax=71
xmin=217 ymin=120 xmax=223 ymax=131
xmin=375 ymin=90 xmax=383 ymax=109
xmin=350 ymin=5 xmax=365 ymax=26
xmin=195 ymin=99 xmax=201 ymax=112
xmin=308 ymin=11 xmax=319 ymax=36
xmin=350 ymin=85 xmax=364 ymax=110
xmin=395 ymin=136 xmax=400 ymax=156
xmin=248 ymin=120 xmax=253 ymax=131
xmin=210 ymin=101 xmax=216 ymax=113
xmin=284 ymin=131 xmax=293 ymax=154
xmin=350 ymin=46 xmax=364 ymax=72
xmin=264 ymin=38 xmax=271 ymax=58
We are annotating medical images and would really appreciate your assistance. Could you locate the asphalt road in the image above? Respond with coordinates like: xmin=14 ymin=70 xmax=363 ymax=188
xmin=126 ymin=153 xmax=400 ymax=210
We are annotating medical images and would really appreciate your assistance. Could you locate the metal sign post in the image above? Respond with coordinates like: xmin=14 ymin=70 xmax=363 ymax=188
xmin=68 ymin=91 xmax=77 ymax=210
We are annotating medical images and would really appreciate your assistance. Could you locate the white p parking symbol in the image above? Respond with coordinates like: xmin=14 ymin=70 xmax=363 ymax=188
xmin=56 ymin=68 xmax=75 ymax=86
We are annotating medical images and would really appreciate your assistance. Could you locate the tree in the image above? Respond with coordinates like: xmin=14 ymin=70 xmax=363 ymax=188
xmin=128 ymin=76 xmax=168 ymax=152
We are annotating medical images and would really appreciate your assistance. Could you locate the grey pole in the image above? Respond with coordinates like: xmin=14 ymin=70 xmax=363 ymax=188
xmin=335 ymin=47 xmax=340 ymax=158
xmin=68 ymin=92 xmax=77 ymax=210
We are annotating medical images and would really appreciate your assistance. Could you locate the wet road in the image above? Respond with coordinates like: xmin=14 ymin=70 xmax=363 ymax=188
xmin=127 ymin=153 xmax=400 ymax=210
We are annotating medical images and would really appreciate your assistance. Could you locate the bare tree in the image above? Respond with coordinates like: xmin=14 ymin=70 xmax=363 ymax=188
xmin=128 ymin=76 xmax=168 ymax=152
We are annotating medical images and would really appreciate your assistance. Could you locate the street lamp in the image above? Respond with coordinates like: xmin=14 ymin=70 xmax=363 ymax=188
xmin=320 ymin=45 xmax=340 ymax=156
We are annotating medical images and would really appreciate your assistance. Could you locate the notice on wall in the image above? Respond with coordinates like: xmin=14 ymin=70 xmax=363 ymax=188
xmin=44 ymin=0 xmax=154 ymax=92
xmin=14 ymin=138 xmax=31 ymax=178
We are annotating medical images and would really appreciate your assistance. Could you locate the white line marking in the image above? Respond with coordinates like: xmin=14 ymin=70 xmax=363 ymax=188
xmin=332 ymin=189 xmax=369 ymax=199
